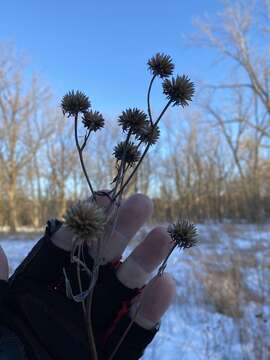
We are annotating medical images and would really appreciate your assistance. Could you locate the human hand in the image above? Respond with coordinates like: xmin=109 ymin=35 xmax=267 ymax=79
xmin=0 ymin=193 xmax=176 ymax=360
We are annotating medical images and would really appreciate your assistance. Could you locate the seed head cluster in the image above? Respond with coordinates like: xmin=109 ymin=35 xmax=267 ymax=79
xmin=163 ymin=75 xmax=195 ymax=107
xmin=61 ymin=90 xmax=90 ymax=116
xmin=148 ymin=53 xmax=175 ymax=78
xmin=136 ymin=122 xmax=160 ymax=145
xmin=167 ymin=219 xmax=198 ymax=249
xmin=118 ymin=108 xmax=148 ymax=135
xmin=113 ymin=141 xmax=141 ymax=166
xmin=63 ymin=199 xmax=106 ymax=245
xmin=82 ymin=110 xmax=105 ymax=132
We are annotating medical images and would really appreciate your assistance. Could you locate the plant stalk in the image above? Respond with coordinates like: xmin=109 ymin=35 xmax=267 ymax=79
xmin=113 ymin=100 xmax=172 ymax=199
xmin=74 ymin=114 xmax=96 ymax=202
xmin=147 ymin=75 xmax=156 ymax=126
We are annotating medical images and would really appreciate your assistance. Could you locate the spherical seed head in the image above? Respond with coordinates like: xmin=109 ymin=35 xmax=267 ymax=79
xmin=113 ymin=141 xmax=141 ymax=166
xmin=147 ymin=53 xmax=175 ymax=78
xmin=162 ymin=75 xmax=195 ymax=107
xmin=82 ymin=110 xmax=105 ymax=132
xmin=61 ymin=90 xmax=91 ymax=116
xmin=167 ymin=219 xmax=198 ymax=249
xmin=63 ymin=199 xmax=106 ymax=246
xmin=136 ymin=122 xmax=160 ymax=145
xmin=118 ymin=108 xmax=148 ymax=134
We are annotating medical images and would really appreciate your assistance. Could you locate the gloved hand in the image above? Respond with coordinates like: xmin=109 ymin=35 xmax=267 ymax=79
xmin=0 ymin=193 xmax=176 ymax=360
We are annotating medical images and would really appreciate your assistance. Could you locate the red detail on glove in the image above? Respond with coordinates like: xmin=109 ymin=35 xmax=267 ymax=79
xmin=110 ymin=258 xmax=123 ymax=270
xmin=98 ymin=299 xmax=130 ymax=346
xmin=98 ymin=286 xmax=144 ymax=347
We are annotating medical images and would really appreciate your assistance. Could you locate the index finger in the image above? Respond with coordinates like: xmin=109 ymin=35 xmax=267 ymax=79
xmin=95 ymin=193 xmax=154 ymax=264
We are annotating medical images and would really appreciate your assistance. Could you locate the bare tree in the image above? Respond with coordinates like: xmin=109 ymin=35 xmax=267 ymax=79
xmin=0 ymin=44 xmax=54 ymax=231
xmin=189 ymin=0 xmax=270 ymax=220
xmin=192 ymin=0 xmax=270 ymax=139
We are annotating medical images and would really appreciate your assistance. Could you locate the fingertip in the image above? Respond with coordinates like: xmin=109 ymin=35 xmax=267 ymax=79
xmin=115 ymin=193 xmax=153 ymax=238
xmin=131 ymin=226 xmax=173 ymax=273
xmin=130 ymin=273 xmax=176 ymax=328
xmin=141 ymin=272 xmax=176 ymax=312
xmin=124 ymin=193 xmax=153 ymax=218
xmin=129 ymin=193 xmax=154 ymax=216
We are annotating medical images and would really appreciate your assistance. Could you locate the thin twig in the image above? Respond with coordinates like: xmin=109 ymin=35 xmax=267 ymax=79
xmin=158 ymin=243 xmax=177 ymax=275
xmin=74 ymin=114 xmax=96 ymax=202
xmin=108 ymin=243 xmax=177 ymax=360
xmin=113 ymin=143 xmax=150 ymax=201
xmin=87 ymin=290 xmax=98 ymax=360
xmin=147 ymin=75 xmax=156 ymax=126
xmin=113 ymin=100 xmax=173 ymax=199
xmin=111 ymin=129 xmax=132 ymax=199
xmin=153 ymin=100 xmax=172 ymax=126
xmin=81 ymin=129 xmax=92 ymax=151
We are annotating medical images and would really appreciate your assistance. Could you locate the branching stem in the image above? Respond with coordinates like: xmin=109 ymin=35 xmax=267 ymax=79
xmin=111 ymin=129 xmax=132 ymax=199
xmin=74 ymin=114 xmax=96 ymax=202
xmin=113 ymin=100 xmax=172 ymax=200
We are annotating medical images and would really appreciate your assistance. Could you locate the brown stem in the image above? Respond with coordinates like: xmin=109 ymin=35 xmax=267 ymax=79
xmin=113 ymin=100 xmax=173 ymax=200
xmin=81 ymin=129 xmax=91 ymax=151
xmin=147 ymin=75 xmax=156 ymax=126
xmin=113 ymin=143 xmax=150 ymax=201
xmin=153 ymin=100 xmax=172 ymax=126
xmin=111 ymin=129 xmax=132 ymax=199
xmin=74 ymin=114 xmax=96 ymax=202
xmin=87 ymin=290 xmax=98 ymax=360
xmin=108 ymin=317 xmax=135 ymax=360
xmin=108 ymin=242 xmax=177 ymax=359
xmin=77 ymin=243 xmax=87 ymax=315
xmin=158 ymin=243 xmax=177 ymax=275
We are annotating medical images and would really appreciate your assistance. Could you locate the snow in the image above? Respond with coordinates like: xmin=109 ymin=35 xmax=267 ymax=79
xmin=0 ymin=223 xmax=269 ymax=360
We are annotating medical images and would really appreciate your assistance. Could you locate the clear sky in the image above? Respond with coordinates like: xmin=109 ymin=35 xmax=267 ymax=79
xmin=0 ymin=0 xmax=223 ymax=118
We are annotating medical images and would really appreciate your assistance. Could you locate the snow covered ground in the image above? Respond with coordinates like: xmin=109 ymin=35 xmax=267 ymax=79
xmin=0 ymin=223 xmax=269 ymax=360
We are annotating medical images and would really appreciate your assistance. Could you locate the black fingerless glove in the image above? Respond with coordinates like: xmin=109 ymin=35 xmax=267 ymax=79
xmin=0 ymin=220 xmax=159 ymax=360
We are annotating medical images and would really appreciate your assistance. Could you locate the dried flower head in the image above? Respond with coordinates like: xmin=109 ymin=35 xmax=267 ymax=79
xmin=136 ymin=122 xmax=160 ymax=145
xmin=61 ymin=90 xmax=91 ymax=116
xmin=82 ymin=110 xmax=105 ymax=132
xmin=63 ymin=199 xmax=106 ymax=246
xmin=118 ymin=108 xmax=148 ymax=134
xmin=113 ymin=141 xmax=141 ymax=166
xmin=167 ymin=219 xmax=198 ymax=249
xmin=147 ymin=53 xmax=175 ymax=78
xmin=163 ymin=75 xmax=195 ymax=107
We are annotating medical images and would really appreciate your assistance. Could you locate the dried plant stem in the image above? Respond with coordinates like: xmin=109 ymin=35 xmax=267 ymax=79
xmin=77 ymin=244 xmax=87 ymax=315
xmin=158 ymin=243 xmax=177 ymax=275
xmin=71 ymin=241 xmax=97 ymax=359
xmin=111 ymin=129 xmax=132 ymax=199
xmin=74 ymin=114 xmax=96 ymax=202
xmin=153 ymin=99 xmax=172 ymax=127
xmin=113 ymin=143 xmax=151 ymax=201
xmin=113 ymin=100 xmax=173 ymax=200
xmin=86 ymin=290 xmax=98 ymax=360
xmin=108 ymin=315 xmax=135 ymax=360
xmin=84 ymin=198 xmax=124 ymax=360
xmin=108 ymin=243 xmax=178 ymax=360
xmin=81 ymin=129 xmax=91 ymax=151
xmin=147 ymin=74 xmax=156 ymax=125
xmin=136 ymin=140 xmax=143 ymax=151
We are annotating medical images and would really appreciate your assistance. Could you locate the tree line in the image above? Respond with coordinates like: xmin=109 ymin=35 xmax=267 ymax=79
xmin=0 ymin=0 xmax=269 ymax=231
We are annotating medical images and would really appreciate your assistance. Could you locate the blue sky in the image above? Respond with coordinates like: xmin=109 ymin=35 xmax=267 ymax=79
xmin=0 ymin=0 xmax=223 ymax=118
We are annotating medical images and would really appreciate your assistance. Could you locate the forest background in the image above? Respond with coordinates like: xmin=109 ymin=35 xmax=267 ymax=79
xmin=0 ymin=0 xmax=269 ymax=232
